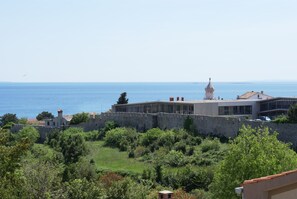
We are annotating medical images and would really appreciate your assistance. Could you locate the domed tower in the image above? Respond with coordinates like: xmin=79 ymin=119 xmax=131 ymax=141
xmin=204 ymin=78 xmax=215 ymax=100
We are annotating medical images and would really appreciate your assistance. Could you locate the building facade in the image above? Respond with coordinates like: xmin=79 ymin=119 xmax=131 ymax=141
xmin=44 ymin=109 xmax=72 ymax=128
xmin=112 ymin=80 xmax=297 ymax=119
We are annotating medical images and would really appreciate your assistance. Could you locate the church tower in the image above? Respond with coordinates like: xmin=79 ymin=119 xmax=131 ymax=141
xmin=204 ymin=78 xmax=215 ymax=100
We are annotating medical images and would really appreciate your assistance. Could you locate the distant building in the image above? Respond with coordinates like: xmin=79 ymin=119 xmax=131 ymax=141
xmin=44 ymin=109 xmax=72 ymax=127
xmin=112 ymin=79 xmax=297 ymax=119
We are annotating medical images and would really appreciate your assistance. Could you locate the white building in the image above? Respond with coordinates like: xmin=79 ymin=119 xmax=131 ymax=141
xmin=112 ymin=79 xmax=297 ymax=119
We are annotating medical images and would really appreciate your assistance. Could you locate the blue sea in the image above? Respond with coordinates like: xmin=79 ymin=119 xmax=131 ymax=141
xmin=1 ymin=82 xmax=297 ymax=118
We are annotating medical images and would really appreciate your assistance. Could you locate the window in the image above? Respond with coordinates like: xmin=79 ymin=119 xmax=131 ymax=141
xmin=219 ymin=106 xmax=252 ymax=115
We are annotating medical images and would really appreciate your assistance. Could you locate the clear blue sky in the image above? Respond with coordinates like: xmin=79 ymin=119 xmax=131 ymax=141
xmin=0 ymin=0 xmax=297 ymax=82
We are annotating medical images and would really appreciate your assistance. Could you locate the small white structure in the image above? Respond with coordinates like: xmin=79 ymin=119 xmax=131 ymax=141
xmin=204 ymin=78 xmax=215 ymax=100
xmin=44 ymin=109 xmax=72 ymax=128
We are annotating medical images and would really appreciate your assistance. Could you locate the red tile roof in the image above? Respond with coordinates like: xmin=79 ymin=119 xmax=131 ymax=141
xmin=243 ymin=169 xmax=297 ymax=185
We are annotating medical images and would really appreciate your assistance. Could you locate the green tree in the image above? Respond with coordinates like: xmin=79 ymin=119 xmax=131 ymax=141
xmin=21 ymin=160 xmax=64 ymax=199
xmin=104 ymin=128 xmax=138 ymax=151
xmin=70 ymin=112 xmax=89 ymax=125
xmin=65 ymin=178 xmax=106 ymax=199
xmin=0 ymin=129 xmax=31 ymax=198
xmin=15 ymin=126 xmax=40 ymax=145
xmin=1 ymin=113 xmax=18 ymax=127
xmin=210 ymin=125 xmax=297 ymax=199
xmin=288 ymin=103 xmax=297 ymax=123
xmin=60 ymin=131 xmax=87 ymax=164
xmin=117 ymin=92 xmax=128 ymax=104
xmin=36 ymin=111 xmax=54 ymax=121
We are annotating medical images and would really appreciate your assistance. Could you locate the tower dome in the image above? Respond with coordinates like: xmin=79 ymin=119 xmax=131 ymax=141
xmin=204 ymin=78 xmax=215 ymax=100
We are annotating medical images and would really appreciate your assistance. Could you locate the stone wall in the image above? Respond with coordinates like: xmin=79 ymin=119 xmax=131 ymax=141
xmin=10 ymin=113 xmax=297 ymax=148
xmin=11 ymin=124 xmax=59 ymax=142
xmin=82 ymin=112 xmax=297 ymax=147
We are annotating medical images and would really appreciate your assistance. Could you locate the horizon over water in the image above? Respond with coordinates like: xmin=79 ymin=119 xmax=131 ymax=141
xmin=1 ymin=82 xmax=297 ymax=118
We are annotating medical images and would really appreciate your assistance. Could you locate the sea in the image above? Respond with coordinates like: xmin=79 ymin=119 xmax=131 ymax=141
xmin=1 ymin=82 xmax=297 ymax=118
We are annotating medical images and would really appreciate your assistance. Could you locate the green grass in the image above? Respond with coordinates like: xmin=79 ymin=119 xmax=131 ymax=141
xmin=87 ymin=141 xmax=150 ymax=174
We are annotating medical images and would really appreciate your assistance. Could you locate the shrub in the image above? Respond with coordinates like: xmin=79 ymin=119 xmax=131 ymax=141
xmin=273 ymin=115 xmax=289 ymax=123
xmin=200 ymin=138 xmax=220 ymax=153
xmin=174 ymin=141 xmax=187 ymax=154
xmin=65 ymin=178 xmax=106 ymax=199
xmin=99 ymin=172 xmax=123 ymax=188
xmin=164 ymin=150 xmax=187 ymax=167
xmin=174 ymin=189 xmax=197 ymax=199
xmin=104 ymin=128 xmax=138 ymax=151
xmin=15 ymin=126 xmax=40 ymax=145
xmin=140 ymin=128 xmax=164 ymax=147
xmin=162 ymin=166 xmax=213 ymax=192
xmin=134 ymin=146 xmax=149 ymax=158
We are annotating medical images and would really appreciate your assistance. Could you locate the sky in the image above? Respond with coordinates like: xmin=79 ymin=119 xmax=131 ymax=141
xmin=0 ymin=0 xmax=297 ymax=82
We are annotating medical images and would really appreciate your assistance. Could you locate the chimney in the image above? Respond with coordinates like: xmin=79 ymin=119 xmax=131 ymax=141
xmin=159 ymin=190 xmax=173 ymax=199
xmin=58 ymin=109 xmax=63 ymax=118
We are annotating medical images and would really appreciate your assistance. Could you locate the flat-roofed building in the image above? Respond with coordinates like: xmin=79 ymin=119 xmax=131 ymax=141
xmin=112 ymin=79 xmax=297 ymax=119
xmin=112 ymin=99 xmax=261 ymax=119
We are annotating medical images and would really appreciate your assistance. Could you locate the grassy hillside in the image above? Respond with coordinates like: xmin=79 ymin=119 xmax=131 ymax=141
xmin=87 ymin=141 xmax=149 ymax=174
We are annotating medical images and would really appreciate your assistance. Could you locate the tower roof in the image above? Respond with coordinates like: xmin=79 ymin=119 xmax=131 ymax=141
xmin=205 ymin=78 xmax=214 ymax=91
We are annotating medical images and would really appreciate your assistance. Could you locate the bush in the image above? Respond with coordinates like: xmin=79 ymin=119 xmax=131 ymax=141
xmin=162 ymin=166 xmax=213 ymax=192
xmin=164 ymin=150 xmax=187 ymax=167
xmin=104 ymin=128 xmax=138 ymax=151
xmin=173 ymin=141 xmax=187 ymax=154
xmin=273 ymin=115 xmax=289 ymax=123
xmin=200 ymin=138 xmax=220 ymax=153
xmin=140 ymin=128 xmax=164 ymax=147
xmin=65 ymin=178 xmax=106 ymax=199
xmin=15 ymin=126 xmax=40 ymax=145
xmin=98 ymin=121 xmax=119 ymax=140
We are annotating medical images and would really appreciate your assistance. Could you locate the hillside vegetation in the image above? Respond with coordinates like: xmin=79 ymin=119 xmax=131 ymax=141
xmin=1 ymin=120 xmax=297 ymax=199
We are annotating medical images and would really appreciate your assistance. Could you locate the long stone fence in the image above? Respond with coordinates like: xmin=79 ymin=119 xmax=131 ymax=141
xmin=10 ymin=112 xmax=297 ymax=148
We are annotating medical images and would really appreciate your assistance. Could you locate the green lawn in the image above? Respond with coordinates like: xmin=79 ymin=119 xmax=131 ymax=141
xmin=87 ymin=141 xmax=149 ymax=174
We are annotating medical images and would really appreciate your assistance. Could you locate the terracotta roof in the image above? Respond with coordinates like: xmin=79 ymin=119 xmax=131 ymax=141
xmin=243 ymin=169 xmax=297 ymax=185
xmin=239 ymin=91 xmax=259 ymax=99
xmin=238 ymin=91 xmax=273 ymax=99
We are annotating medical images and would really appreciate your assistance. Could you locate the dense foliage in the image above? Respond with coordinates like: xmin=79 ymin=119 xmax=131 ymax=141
xmin=1 ymin=121 xmax=297 ymax=199
xmin=210 ymin=125 xmax=297 ymax=199
xmin=70 ymin=112 xmax=89 ymax=125
xmin=0 ymin=113 xmax=18 ymax=127
xmin=36 ymin=111 xmax=54 ymax=121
